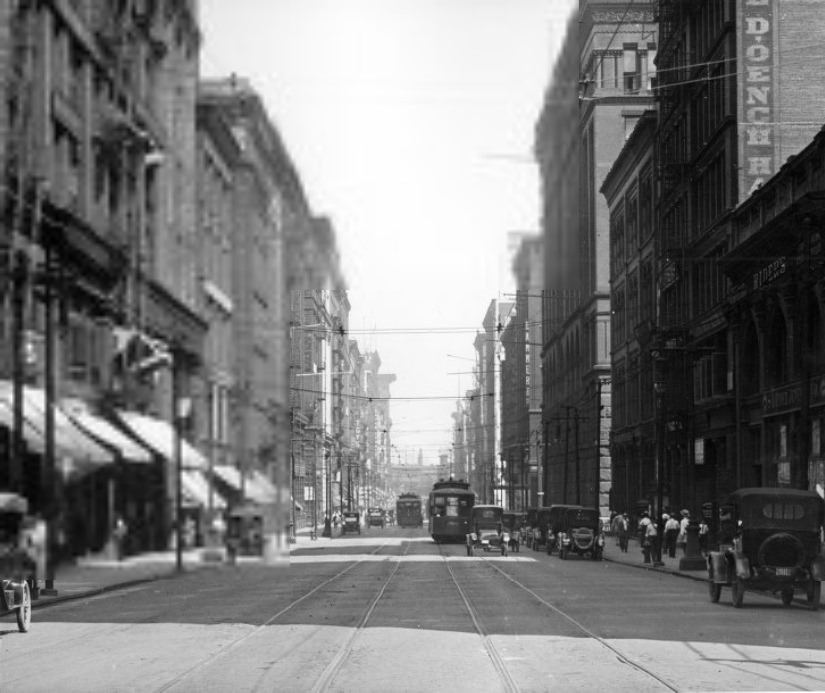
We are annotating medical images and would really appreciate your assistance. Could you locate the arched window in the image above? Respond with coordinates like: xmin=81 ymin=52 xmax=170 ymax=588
xmin=805 ymin=292 xmax=823 ymax=374
xmin=741 ymin=321 xmax=760 ymax=396
xmin=765 ymin=309 xmax=788 ymax=388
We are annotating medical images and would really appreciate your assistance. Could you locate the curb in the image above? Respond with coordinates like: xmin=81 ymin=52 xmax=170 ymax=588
xmin=602 ymin=554 xmax=707 ymax=582
xmin=32 ymin=572 xmax=173 ymax=611
xmin=31 ymin=561 xmax=224 ymax=612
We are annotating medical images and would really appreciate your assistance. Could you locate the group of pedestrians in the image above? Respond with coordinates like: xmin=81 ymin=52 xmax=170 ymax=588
xmin=610 ymin=508 xmax=712 ymax=563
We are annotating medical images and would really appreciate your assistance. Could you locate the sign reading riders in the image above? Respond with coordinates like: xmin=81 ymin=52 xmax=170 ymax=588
xmin=739 ymin=0 xmax=776 ymax=199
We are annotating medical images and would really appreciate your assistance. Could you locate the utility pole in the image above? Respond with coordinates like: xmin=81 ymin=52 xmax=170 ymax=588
xmin=10 ymin=249 xmax=28 ymax=494
xmin=42 ymin=239 xmax=58 ymax=596
xmin=574 ymin=408 xmax=580 ymax=505
xmin=563 ymin=408 xmax=570 ymax=504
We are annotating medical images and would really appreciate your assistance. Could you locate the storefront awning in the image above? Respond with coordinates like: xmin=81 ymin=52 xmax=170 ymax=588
xmin=0 ymin=382 xmax=113 ymax=469
xmin=0 ymin=400 xmax=45 ymax=453
xmin=181 ymin=469 xmax=226 ymax=509
xmin=212 ymin=466 xmax=287 ymax=506
xmin=116 ymin=410 xmax=207 ymax=470
xmin=62 ymin=402 xmax=153 ymax=464
xmin=212 ymin=464 xmax=244 ymax=492
xmin=247 ymin=470 xmax=285 ymax=505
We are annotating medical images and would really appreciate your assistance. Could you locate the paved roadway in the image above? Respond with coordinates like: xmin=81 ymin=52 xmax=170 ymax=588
xmin=2 ymin=526 xmax=825 ymax=692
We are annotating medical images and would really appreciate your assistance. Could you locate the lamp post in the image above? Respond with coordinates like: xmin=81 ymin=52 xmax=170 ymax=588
xmin=653 ymin=373 xmax=666 ymax=568
xmin=171 ymin=346 xmax=184 ymax=573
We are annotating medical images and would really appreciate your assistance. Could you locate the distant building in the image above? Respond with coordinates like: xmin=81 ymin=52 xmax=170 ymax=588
xmin=537 ymin=1 xmax=655 ymax=514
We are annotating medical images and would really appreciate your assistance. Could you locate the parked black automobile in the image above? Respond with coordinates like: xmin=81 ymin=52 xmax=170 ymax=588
xmin=556 ymin=506 xmax=604 ymax=560
xmin=546 ymin=504 xmax=583 ymax=555
xmin=341 ymin=511 xmax=361 ymax=535
xmin=367 ymin=508 xmax=385 ymax=528
xmin=707 ymin=488 xmax=825 ymax=609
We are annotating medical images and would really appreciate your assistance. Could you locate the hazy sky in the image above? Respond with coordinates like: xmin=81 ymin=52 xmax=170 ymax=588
xmin=199 ymin=0 xmax=575 ymax=463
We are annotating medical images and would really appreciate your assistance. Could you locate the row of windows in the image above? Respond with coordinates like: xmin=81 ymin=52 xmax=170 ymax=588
xmin=589 ymin=45 xmax=657 ymax=95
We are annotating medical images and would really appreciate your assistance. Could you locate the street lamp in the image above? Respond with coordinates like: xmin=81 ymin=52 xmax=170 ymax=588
xmin=653 ymin=376 xmax=666 ymax=567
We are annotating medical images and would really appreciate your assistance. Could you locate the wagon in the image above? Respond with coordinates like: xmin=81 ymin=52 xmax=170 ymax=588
xmin=0 ymin=492 xmax=34 ymax=633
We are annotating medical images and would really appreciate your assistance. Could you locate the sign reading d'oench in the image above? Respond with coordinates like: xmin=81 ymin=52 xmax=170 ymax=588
xmin=738 ymin=0 xmax=777 ymax=200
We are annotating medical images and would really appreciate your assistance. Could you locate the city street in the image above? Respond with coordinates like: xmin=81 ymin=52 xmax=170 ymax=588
xmin=2 ymin=527 xmax=825 ymax=692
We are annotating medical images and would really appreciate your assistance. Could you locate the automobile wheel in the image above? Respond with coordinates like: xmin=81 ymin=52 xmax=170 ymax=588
xmin=807 ymin=580 xmax=821 ymax=611
xmin=16 ymin=581 xmax=31 ymax=633
xmin=731 ymin=577 xmax=745 ymax=608
xmin=708 ymin=578 xmax=721 ymax=603
xmin=780 ymin=589 xmax=794 ymax=606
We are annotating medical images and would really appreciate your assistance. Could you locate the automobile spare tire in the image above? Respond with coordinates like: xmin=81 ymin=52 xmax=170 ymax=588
xmin=757 ymin=532 xmax=805 ymax=570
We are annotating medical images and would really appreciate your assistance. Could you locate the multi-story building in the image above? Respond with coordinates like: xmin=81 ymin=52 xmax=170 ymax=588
xmin=512 ymin=236 xmax=545 ymax=508
xmin=290 ymin=290 xmax=335 ymax=530
xmin=450 ymin=397 xmax=471 ymax=484
xmin=500 ymin=309 xmax=528 ymax=510
xmin=473 ymin=299 xmax=511 ymax=505
xmin=537 ymin=1 xmax=655 ymax=514
xmin=656 ymin=0 xmax=825 ymax=505
xmin=723 ymin=127 xmax=825 ymax=494
xmin=0 ymin=1 xmax=203 ymax=565
xmin=196 ymin=78 xmax=299 ymax=556
xmin=601 ymin=109 xmax=659 ymax=517
xmin=464 ymin=385 xmax=482 ymax=495
xmin=195 ymin=87 xmax=240 ymax=516
xmin=358 ymin=350 xmax=395 ymax=510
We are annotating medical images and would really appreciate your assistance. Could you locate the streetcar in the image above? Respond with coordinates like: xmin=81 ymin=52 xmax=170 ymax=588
xmin=396 ymin=493 xmax=423 ymax=528
xmin=428 ymin=478 xmax=475 ymax=543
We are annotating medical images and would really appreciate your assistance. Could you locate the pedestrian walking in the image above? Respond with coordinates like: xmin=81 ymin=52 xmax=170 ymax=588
xmin=638 ymin=511 xmax=651 ymax=546
xmin=642 ymin=517 xmax=657 ymax=564
xmin=665 ymin=514 xmax=680 ymax=558
xmin=616 ymin=512 xmax=629 ymax=552
xmin=678 ymin=509 xmax=690 ymax=555
xmin=698 ymin=518 xmax=709 ymax=555
xmin=113 ymin=515 xmax=128 ymax=561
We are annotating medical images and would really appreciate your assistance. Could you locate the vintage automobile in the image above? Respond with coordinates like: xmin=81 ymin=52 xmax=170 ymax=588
xmin=466 ymin=505 xmax=508 ymax=556
xmin=546 ymin=504 xmax=583 ymax=555
xmin=707 ymin=488 xmax=825 ymax=609
xmin=367 ymin=507 xmax=386 ymax=528
xmin=556 ymin=506 xmax=605 ymax=560
xmin=0 ymin=492 xmax=34 ymax=632
xmin=341 ymin=510 xmax=361 ymax=535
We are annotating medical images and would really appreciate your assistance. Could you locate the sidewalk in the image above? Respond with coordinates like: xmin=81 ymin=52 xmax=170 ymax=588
xmin=31 ymin=548 xmax=214 ymax=609
xmin=600 ymin=535 xmax=707 ymax=582
xmin=33 ymin=527 xmax=323 ymax=610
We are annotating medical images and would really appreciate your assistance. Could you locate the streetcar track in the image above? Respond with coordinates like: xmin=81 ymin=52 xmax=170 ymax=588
xmin=438 ymin=544 xmax=521 ymax=693
xmin=474 ymin=553 xmax=680 ymax=693
xmin=308 ymin=540 xmax=413 ymax=693
xmin=153 ymin=541 xmax=395 ymax=693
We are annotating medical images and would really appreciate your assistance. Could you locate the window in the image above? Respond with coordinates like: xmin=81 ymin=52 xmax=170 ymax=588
xmin=623 ymin=44 xmax=640 ymax=94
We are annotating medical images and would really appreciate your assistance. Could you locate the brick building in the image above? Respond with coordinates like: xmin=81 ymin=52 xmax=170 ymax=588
xmin=656 ymin=0 xmax=825 ymax=507
xmin=537 ymin=1 xmax=655 ymax=514
xmin=0 ymin=1 xmax=203 ymax=563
